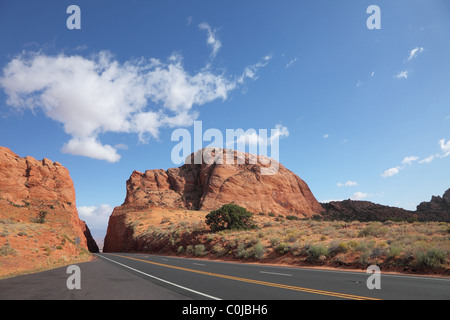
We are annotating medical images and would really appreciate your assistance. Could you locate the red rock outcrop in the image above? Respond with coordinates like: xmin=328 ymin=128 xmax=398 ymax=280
xmin=104 ymin=148 xmax=322 ymax=252
xmin=122 ymin=148 xmax=322 ymax=216
xmin=0 ymin=146 xmax=99 ymax=253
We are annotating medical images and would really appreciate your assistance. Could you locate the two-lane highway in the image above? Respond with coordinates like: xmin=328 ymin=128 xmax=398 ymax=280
xmin=95 ymin=253 xmax=449 ymax=300
xmin=1 ymin=252 xmax=449 ymax=300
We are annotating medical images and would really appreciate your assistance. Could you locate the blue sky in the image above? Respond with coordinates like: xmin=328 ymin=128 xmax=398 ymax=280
xmin=1 ymin=1 xmax=449 ymax=241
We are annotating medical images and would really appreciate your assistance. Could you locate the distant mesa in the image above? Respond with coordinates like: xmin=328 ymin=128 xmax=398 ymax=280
xmin=321 ymin=188 xmax=450 ymax=222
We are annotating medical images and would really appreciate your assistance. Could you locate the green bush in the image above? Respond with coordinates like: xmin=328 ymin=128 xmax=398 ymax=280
xmin=35 ymin=211 xmax=48 ymax=224
xmin=194 ymin=244 xmax=206 ymax=256
xmin=307 ymin=244 xmax=328 ymax=261
xmin=205 ymin=204 xmax=256 ymax=232
xmin=276 ymin=242 xmax=290 ymax=255
xmin=415 ymin=248 xmax=447 ymax=269
xmin=236 ymin=242 xmax=265 ymax=260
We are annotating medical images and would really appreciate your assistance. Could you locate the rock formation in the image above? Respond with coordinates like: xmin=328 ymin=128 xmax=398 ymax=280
xmin=0 ymin=146 xmax=99 ymax=253
xmin=416 ymin=188 xmax=450 ymax=221
xmin=103 ymin=148 xmax=323 ymax=252
xmin=122 ymin=148 xmax=322 ymax=216
xmin=321 ymin=188 xmax=450 ymax=222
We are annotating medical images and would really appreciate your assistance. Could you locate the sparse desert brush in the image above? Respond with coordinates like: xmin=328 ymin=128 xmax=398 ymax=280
xmin=414 ymin=247 xmax=447 ymax=269
xmin=306 ymin=244 xmax=328 ymax=262
xmin=128 ymin=207 xmax=449 ymax=274
xmin=194 ymin=244 xmax=206 ymax=256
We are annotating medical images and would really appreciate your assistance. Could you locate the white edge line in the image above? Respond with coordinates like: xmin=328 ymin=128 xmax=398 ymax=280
xmin=260 ymin=271 xmax=292 ymax=277
xmin=95 ymin=254 xmax=221 ymax=300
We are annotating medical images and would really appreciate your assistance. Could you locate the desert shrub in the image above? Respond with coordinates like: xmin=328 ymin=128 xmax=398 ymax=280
xmin=186 ymin=245 xmax=194 ymax=255
xmin=34 ymin=211 xmax=48 ymax=224
xmin=253 ymin=243 xmax=265 ymax=260
xmin=177 ymin=246 xmax=185 ymax=254
xmin=387 ymin=245 xmax=402 ymax=258
xmin=370 ymin=247 xmax=386 ymax=259
xmin=212 ymin=244 xmax=227 ymax=257
xmin=328 ymin=242 xmax=348 ymax=257
xmin=307 ymin=244 xmax=328 ymax=261
xmin=236 ymin=242 xmax=265 ymax=259
xmin=194 ymin=244 xmax=206 ymax=256
xmin=415 ymin=248 xmax=447 ymax=269
xmin=286 ymin=215 xmax=299 ymax=221
xmin=0 ymin=243 xmax=16 ymax=256
xmin=275 ymin=242 xmax=290 ymax=255
xmin=205 ymin=204 xmax=256 ymax=232
xmin=359 ymin=222 xmax=387 ymax=237
xmin=269 ymin=237 xmax=280 ymax=247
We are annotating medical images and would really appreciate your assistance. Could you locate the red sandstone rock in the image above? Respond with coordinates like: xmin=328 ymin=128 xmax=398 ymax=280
xmin=0 ymin=146 xmax=99 ymax=253
xmin=121 ymin=148 xmax=323 ymax=216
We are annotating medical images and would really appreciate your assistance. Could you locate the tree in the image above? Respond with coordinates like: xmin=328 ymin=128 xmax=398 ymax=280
xmin=205 ymin=204 xmax=255 ymax=232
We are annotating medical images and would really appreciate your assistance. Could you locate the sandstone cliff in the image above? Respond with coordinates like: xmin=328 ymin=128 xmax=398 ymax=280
xmin=103 ymin=148 xmax=322 ymax=252
xmin=0 ymin=146 xmax=98 ymax=277
xmin=122 ymin=148 xmax=322 ymax=215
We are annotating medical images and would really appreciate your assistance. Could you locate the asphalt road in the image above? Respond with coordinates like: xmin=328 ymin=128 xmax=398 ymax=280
xmin=0 ymin=252 xmax=449 ymax=300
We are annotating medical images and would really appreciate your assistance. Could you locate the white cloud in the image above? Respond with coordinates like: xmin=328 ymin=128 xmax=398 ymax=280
xmin=381 ymin=167 xmax=400 ymax=178
xmin=61 ymin=137 xmax=121 ymax=163
xmin=407 ymin=47 xmax=424 ymax=61
xmin=370 ymin=71 xmax=375 ymax=77
xmin=350 ymin=192 xmax=368 ymax=200
xmin=78 ymin=204 xmax=113 ymax=230
xmin=356 ymin=80 xmax=363 ymax=87
xmin=395 ymin=70 xmax=408 ymax=79
xmin=0 ymin=30 xmax=271 ymax=162
xmin=238 ymin=54 xmax=272 ymax=84
xmin=418 ymin=155 xmax=434 ymax=164
xmin=285 ymin=57 xmax=297 ymax=69
xmin=198 ymin=22 xmax=222 ymax=58
xmin=323 ymin=134 xmax=329 ymax=139
xmin=337 ymin=181 xmax=358 ymax=187
xmin=438 ymin=139 xmax=450 ymax=157
xmin=402 ymin=156 xmax=419 ymax=165
xmin=234 ymin=124 xmax=289 ymax=146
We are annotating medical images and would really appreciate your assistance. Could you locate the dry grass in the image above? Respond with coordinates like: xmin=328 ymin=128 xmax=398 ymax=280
xmin=124 ymin=208 xmax=450 ymax=275
xmin=0 ymin=199 xmax=93 ymax=279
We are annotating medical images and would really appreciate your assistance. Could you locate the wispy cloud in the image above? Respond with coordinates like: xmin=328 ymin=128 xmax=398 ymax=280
xmin=237 ymin=54 xmax=272 ymax=84
xmin=351 ymin=191 xmax=369 ymax=200
xmin=285 ymin=57 xmax=297 ymax=69
xmin=395 ymin=70 xmax=408 ymax=79
xmin=232 ymin=124 xmax=289 ymax=147
xmin=198 ymin=22 xmax=222 ymax=58
xmin=402 ymin=156 xmax=419 ymax=165
xmin=381 ymin=139 xmax=450 ymax=177
xmin=418 ymin=155 xmax=434 ymax=164
xmin=407 ymin=47 xmax=424 ymax=61
xmin=381 ymin=167 xmax=400 ymax=178
xmin=337 ymin=181 xmax=358 ymax=187
xmin=438 ymin=139 xmax=450 ymax=157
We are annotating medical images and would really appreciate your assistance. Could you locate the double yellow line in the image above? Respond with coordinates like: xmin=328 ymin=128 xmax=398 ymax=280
xmin=107 ymin=253 xmax=380 ymax=300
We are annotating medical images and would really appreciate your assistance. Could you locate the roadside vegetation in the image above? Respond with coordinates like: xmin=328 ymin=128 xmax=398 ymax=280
xmin=126 ymin=205 xmax=450 ymax=275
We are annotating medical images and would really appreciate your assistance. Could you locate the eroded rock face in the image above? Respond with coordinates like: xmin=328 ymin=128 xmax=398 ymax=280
xmin=122 ymin=148 xmax=322 ymax=216
xmin=103 ymin=148 xmax=323 ymax=253
xmin=0 ymin=146 xmax=99 ymax=253
xmin=416 ymin=188 xmax=450 ymax=217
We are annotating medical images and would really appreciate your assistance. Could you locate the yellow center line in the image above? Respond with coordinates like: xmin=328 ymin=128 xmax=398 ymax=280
xmin=106 ymin=253 xmax=381 ymax=300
